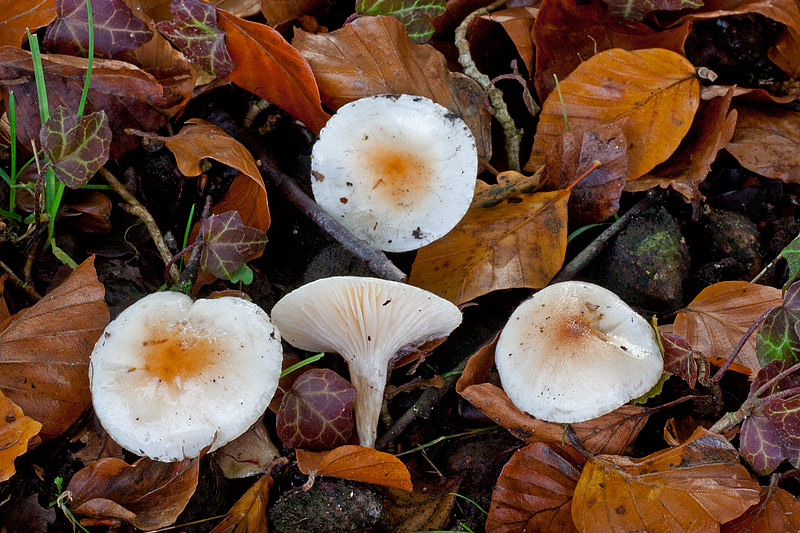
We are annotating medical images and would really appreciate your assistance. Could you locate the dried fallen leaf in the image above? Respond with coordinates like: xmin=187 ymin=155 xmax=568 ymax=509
xmin=532 ymin=0 xmax=691 ymax=101
xmin=661 ymin=332 xmax=711 ymax=389
xmin=673 ymin=281 xmax=782 ymax=376
xmin=296 ymin=445 xmax=413 ymax=492
xmin=210 ymin=474 xmax=272 ymax=532
xmin=721 ymin=484 xmax=800 ymax=532
xmin=627 ymin=86 xmax=737 ymax=203
xmin=216 ymin=421 xmax=279 ymax=479
xmin=68 ymin=455 xmax=200 ymax=531
xmin=276 ymin=368 xmax=356 ymax=451
xmin=725 ymin=106 xmax=800 ymax=184
xmin=292 ymin=15 xmax=491 ymax=163
xmin=572 ymin=427 xmax=761 ymax=532
xmin=0 ymin=257 xmax=108 ymax=439
xmin=60 ymin=190 xmax=113 ymax=234
xmin=526 ymin=48 xmax=700 ymax=182
xmin=409 ymin=190 xmax=569 ymax=305
xmin=44 ymin=0 xmax=153 ymax=58
xmin=0 ymin=0 xmax=56 ymax=48
xmin=260 ymin=0 xmax=328 ymax=26
xmin=0 ymin=390 xmax=41 ymax=482
xmin=603 ymin=0 xmax=702 ymax=21
xmin=657 ymin=0 xmax=800 ymax=35
xmin=486 ymin=442 xmax=583 ymax=533
xmin=481 ymin=7 xmax=538 ymax=74
xmin=74 ymin=427 xmax=125 ymax=466
xmin=383 ymin=477 xmax=460 ymax=533
xmin=455 ymin=336 xmax=652 ymax=454
xmin=218 ymin=9 xmax=329 ymax=133
xmin=769 ymin=27 xmax=800 ymax=78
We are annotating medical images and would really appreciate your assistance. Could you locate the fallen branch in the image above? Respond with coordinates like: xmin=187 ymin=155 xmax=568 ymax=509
xmin=100 ymin=167 xmax=181 ymax=284
xmin=0 ymin=260 xmax=42 ymax=300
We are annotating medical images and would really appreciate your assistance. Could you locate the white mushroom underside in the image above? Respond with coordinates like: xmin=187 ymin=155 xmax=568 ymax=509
xmin=495 ymin=282 xmax=663 ymax=423
xmin=311 ymin=94 xmax=477 ymax=252
xmin=271 ymin=277 xmax=462 ymax=447
xmin=90 ymin=293 xmax=283 ymax=461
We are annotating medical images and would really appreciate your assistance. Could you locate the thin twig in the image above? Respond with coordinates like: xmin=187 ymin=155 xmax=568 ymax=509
xmin=455 ymin=0 xmax=523 ymax=171
xmin=550 ymin=189 xmax=665 ymax=284
xmin=252 ymin=151 xmax=407 ymax=283
xmin=0 ymin=260 xmax=42 ymax=300
xmin=100 ymin=167 xmax=180 ymax=284
xmin=751 ymin=253 xmax=783 ymax=284
xmin=710 ymin=308 xmax=771 ymax=384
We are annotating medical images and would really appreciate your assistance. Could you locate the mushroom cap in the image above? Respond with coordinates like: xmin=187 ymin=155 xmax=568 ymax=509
xmin=90 ymin=292 xmax=283 ymax=461
xmin=495 ymin=281 xmax=663 ymax=423
xmin=311 ymin=94 xmax=478 ymax=252
xmin=271 ymin=276 xmax=462 ymax=447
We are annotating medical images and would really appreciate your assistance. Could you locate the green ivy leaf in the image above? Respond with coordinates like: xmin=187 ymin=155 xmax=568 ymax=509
xmin=228 ymin=263 xmax=253 ymax=285
xmin=756 ymin=281 xmax=800 ymax=366
xmin=40 ymin=106 xmax=111 ymax=189
xmin=355 ymin=0 xmax=446 ymax=43
xmin=200 ymin=211 xmax=266 ymax=280
xmin=155 ymin=0 xmax=233 ymax=77
xmin=782 ymin=236 xmax=800 ymax=290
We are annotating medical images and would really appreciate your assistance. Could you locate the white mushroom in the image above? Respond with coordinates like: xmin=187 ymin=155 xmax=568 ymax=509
xmin=495 ymin=281 xmax=663 ymax=423
xmin=271 ymin=276 xmax=462 ymax=448
xmin=311 ymin=94 xmax=478 ymax=253
xmin=89 ymin=292 xmax=283 ymax=461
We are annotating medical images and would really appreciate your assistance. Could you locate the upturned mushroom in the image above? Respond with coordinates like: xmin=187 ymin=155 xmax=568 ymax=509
xmin=495 ymin=281 xmax=663 ymax=423
xmin=89 ymin=292 xmax=283 ymax=461
xmin=271 ymin=276 xmax=462 ymax=448
xmin=311 ymin=94 xmax=478 ymax=252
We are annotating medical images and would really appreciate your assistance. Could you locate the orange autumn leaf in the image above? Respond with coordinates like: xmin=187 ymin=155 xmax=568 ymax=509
xmin=673 ymin=281 xmax=782 ymax=376
xmin=210 ymin=474 xmax=273 ymax=533
xmin=769 ymin=27 xmax=800 ymax=78
xmin=725 ymin=106 xmax=800 ymax=184
xmin=0 ymin=257 xmax=108 ymax=439
xmin=383 ymin=477 xmax=460 ymax=533
xmin=0 ymin=275 xmax=10 ymax=323
xmin=68 ymin=455 xmax=200 ymax=531
xmin=0 ymin=0 xmax=56 ymax=48
xmin=409 ymin=190 xmax=569 ymax=305
xmin=292 ymin=15 xmax=491 ymax=163
xmin=0 ymin=390 xmax=41 ymax=482
xmin=526 ymin=48 xmax=700 ymax=182
xmin=720 ymin=485 xmax=800 ymax=532
xmin=572 ymin=428 xmax=761 ymax=533
xmin=217 ymin=10 xmax=329 ymax=134
xmin=486 ymin=442 xmax=583 ymax=533
xmin=455 ymin=335 xmax=652 ymax=455
xmin=296 ymin=445 xmax=413 ymax=492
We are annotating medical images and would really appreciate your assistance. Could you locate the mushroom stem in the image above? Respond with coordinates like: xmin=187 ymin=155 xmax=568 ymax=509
xmin=348 ymin=360 xmax=390 ymax=448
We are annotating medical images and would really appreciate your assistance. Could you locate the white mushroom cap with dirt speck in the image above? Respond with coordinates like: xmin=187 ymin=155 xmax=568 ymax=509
xmin=311 ymin=94 xmax=478 ymax=253
xmin=495 ymin=281 xmax=663 ymax=423
xmin=270 ymin=276 xmax=462 ymax=448
xmin=89 ymin=292 xmax=283 ymax=462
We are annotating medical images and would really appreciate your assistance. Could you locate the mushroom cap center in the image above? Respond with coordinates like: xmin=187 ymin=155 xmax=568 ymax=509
xmin=140 ymin=323 xmax=220 ymax=387
xmin=366 ymin=144 xmax=432 ymax=207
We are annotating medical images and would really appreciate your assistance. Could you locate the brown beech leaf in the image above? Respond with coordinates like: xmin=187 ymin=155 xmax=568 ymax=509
xmin=0 ymin=390 xmax=41 ymax=482
xmin=526 ymin=48 xmax=700 ymax=182
xmin=292 ymin=15 xmax=491 ymax=163
xmin=532 ymin=0 xmax=691 ymax=102
xmin=572 ymin=427 xmax=761 ymax=533
xmin=216 ymin=422 xmax=279 ymax=479
xmin=673 ymin=281 xmax=782 ymax=377
xmin=486 ymin=442 xmax=583 ymax=533
xmin=210 ymin=474 xmax=272 ymax=533
xmin=0 ymin=47 xmax=170 ymax=159
xmin=383 ymin=477 xmax=460 ymax=533
xmin=0 ymin=0 xmax=57 ymax=47
xmin=539 ymin=124 xmax=628 ymax=225
xmin=480 ymin=7 xmax=538 ymax=74
xmin=720 ymin=485 xmax=800 ymax=532
xmin=409 ymin=190 xmax=569 ymax=305
xmin=0 ymin=257 xmax=108 ymax=439
xmin=725 ymin=106 xmax=800 ymax=184
xmin=701 ymin=84 xmax=798 ymax=104
xmin=627 ymin=86 xmax=737 ymax=203
xmin=68 ymin=455 xmax=200 ymax=531
xmin=769 ymin=27 xmax=800 ymax=78
xmin=74 ymin=427 xmax=125 ymax=466
xmin=296 ymin=445 xmax=413 ymax=491
xmin=0 ymin=276 xmax=10 ymax=323
xmin=60 ymin=190 xmax=113 ymax=234
xmin=217 ymin=9 xmax=329 ymax=134
xmin=261 ymin=0 xmax=329 ymax=26
xmin=455 ymin=335 xmax=651 ymax=454
xmin=657 ymin=0 xmax=800 ymax=34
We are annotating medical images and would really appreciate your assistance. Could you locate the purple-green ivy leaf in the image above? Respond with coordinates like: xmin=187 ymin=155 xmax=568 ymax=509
xmin=355 ymin=0 xmax=446 ymax=43
xmin=661 ymin=332 xmax=710 ymax=388
xmin=756 ymin=282 xmax=800 ymax=366
xmin=740 ymin=360 xmax=800 ymax=475
xmin=600 ymin=0 xmax=703 ymax=21
xmin=276 ymin=368 xmax=357 ymax=450
xmin=155 ymin=0 xmax=233 ymax=77
xmin=44 ymin=0 xmax=153 ymax=58
xmin=781 ymin=238 xmax=800 ymax=290
xmin=200 ymin=210 xmax=266 ymax=280
xmin=40 ymin=106 xmax=111 ymax=189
